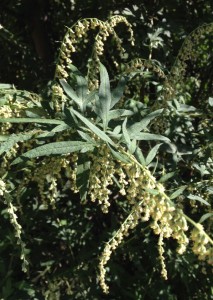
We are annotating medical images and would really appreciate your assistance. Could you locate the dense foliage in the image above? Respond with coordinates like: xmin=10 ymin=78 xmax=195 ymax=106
xmin=0 ymin=1 xmax=212 ymax=299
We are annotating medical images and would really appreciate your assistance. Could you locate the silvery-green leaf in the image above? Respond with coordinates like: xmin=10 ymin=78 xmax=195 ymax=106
xmin=187 ymin=194 xmax=210 ymax=206
xmin=12 ymin=141 xmax=94 ymax=165
xmin=97 ymin=63 xmax=111 ymax=130
xmin=170 ymin=186 xmax=187 ymax=199
xmin=146 ymin=143 xmax=162 ymax=165
xmin=71 ymin=108 xmax=115 ymax=146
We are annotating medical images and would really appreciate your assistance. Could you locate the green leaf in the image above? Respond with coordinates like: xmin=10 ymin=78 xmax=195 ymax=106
xmin=170 ymin=186 xmax=187 ymax=200
xmin=51 ymin=124 xmax=70 ymax=133
xmin=199 ymin=213 xmax=213 ymax=223
xmin=187 ymin=194 xmax=210 ymax=206
xmin=108 ymin=126 xmax=122 ymax=140
xmin=11 ymin=141 xmax=94 ymax=165
xmin=0 ymin=132 xmax=37 ymax=155
xmin=108 ymin=109 xmax=133 ymax=121
xmin=178 ymin=104 xmax=196 ymax=112
xmin=127 ymin=109 xmax=164 ymax=137
xmin=76 ymin=75 xmax=88 ymax=106
xmin=97 ymin=63 xmax=111 ymax=130
xmin=77 ymin=130 xmax=95 ymax=144
xmin=109 ymin=146 xmax=130 ymax=163
xmin=135 ymin=147 xmax=146 ymax=166
xmin=129 ymin=139 xmax=137 ymax=154
xmin=145 ymin=188 xmax=159 ymax=195
xmin=0 ymin=97 xmax=7 ymax=106
xmin=0 ymin=83 xmax=14 ymax=89
xmin=85 ymin=90 xmax=97 ymax=106
xmin=0 ymin=117 xmax=64 ymax=125
xmin=146 ymin=143 xmax=162 ymax=165
xmin=122 ymin=118 xmax=131 ymax=146
xmin=208 ymin=97 xmax=213 ymax=106
xmin=111 ymin=75 xmax=129 ymax=108
xmin=71 ymin=108 xmax=115 ymax=146
xmin=76 ymin=155 xmax=91 ymax=202
xmin=69 ymin=65 xmax=89 ymax=111
xmin=121 ymin=118 xmax=137 ymax=153
xmin=59 ymin=79 xmax=83 ymax=111
xmin=159 ymin=172 xmax=176 ymax=183
xmin=0 ymin=135 xmax=9 ymax=141
xmin=131 ymin=132 xmax=170 ymax=142
xmin=25 ymin=107 xmax=48 ymax=118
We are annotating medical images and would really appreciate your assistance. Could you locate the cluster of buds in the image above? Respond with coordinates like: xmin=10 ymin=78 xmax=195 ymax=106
xmin=2 ymin=187 xmax=29 ymax=272
xmin=0 ymin=178 xmax=7 ymax=196
xmin=56 ymin=19 xmax=99 ymax=80
xmin=88 ymin=144 xmax=116 ymax=213
xmin=32 ymin=156 xmax=75 ymax=207
xmin=170 ymin=23 xmax=213 ymax=91
xmin=191 ymin=224 xmax=213 ymax=264
xmin=99 ymin=200 xmax=143 ymax=293
xmin=56 ymin=16 xmax=135 ymax=93
xmin=98 ymin=160 xmax=192 ymax=293
xmin=109 ymin=15 xmax=134 ymax=46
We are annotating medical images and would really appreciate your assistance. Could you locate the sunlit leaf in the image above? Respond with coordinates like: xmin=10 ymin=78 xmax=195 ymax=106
xmin=146 ymin=143 xmax=162 ymax=165
xmin=0 ymin=132 xmax=37 ymax=155
xmin=60 ymin=79 xmax=83 ymax=111
xmin=135 ymin=147 xmax=146 ymax=166
xmin=199 ymin=213 xmax=213 ymax=223
xmin=111 ymin=75 xmax=129 ymax=108
xmin=187 ymin=194 xmax=210 ymax=206
xmin=170 ymin=186 xmax=187 ymax=199
xmin=122 ymin=118 xmax=131 ymax=145
xmin=128 ymin=109 xmax=164 ymax=137
xmin=69 ymin=64 xmax=88 ymax=105
xmin=71 ymin=108 xmax=115 ymax=146
xmin=132 ymin=132 xmax=170 ymax=142
xmin=108 ymin=109 xmax=133 ymax=121
xmin=159 ymin=172 xmax=176 ymax=183
xmin=97 ymin=63 xmax=111 ymax=130
xmin=109 ymin=146 xmax=130 ymax=163
xmin=76 ymin=156 xmax=91 ymax=202
xmin=12 ymin=141 xmax=94 ymax=164
xmin=0 ymin=117 xmax=64 ymax=125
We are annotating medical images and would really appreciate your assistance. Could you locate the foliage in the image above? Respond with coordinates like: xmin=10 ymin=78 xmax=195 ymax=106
xmin=0 ymin=1 xmax=213 ymax=299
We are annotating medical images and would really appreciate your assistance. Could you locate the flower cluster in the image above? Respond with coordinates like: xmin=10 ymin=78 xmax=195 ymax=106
xmin=88 ymin=144 xmax=116 ymax=213
xmin=31 ymin=156 xmax=77 ymax=207
xmin=191 ymin=224 xmax=213 ymax=265
xmin=1 ymin=184 xmax=29 ymax=272
xmin=99 ymin=160 xmax=191 ymax=293
xmin=0 ymin=178 xmax=6 ymax=196
xmin=98 ymin=200 xmax=144 ymax=293
xmin=55 ymin=16 xmax=135 ymax=94
xmin=169 ymin=23 xmax=213 ymax=92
